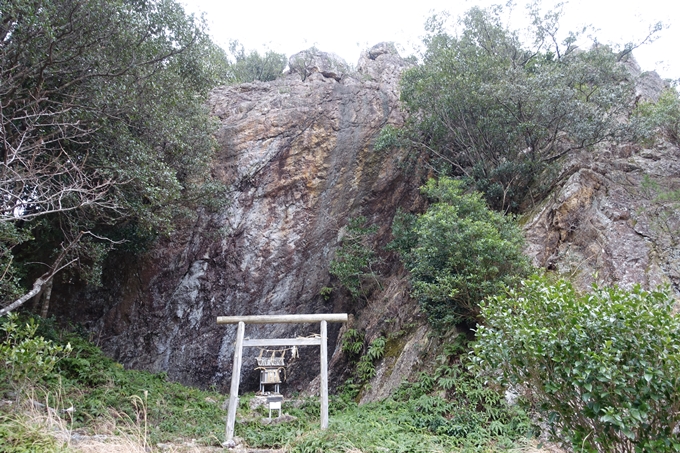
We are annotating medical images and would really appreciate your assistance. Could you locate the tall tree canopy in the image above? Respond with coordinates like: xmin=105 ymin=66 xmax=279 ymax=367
xmin=384 ymin=5 xmax=642 ymax=212
xmin=0 ymin=0 xmax=230 ymax=314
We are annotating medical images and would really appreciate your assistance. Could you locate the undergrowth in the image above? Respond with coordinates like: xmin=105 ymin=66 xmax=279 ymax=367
xmin=240 ymin=333 xmax=534 ymax=452
xmin=1 ymin=315 xmax=535 ymax=452
xmin=0 ymin=313 xmax=226 ymax=450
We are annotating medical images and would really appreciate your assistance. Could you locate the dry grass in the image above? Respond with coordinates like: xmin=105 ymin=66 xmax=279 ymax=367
xmin=2 ymin=389 xmax=239 ymax=452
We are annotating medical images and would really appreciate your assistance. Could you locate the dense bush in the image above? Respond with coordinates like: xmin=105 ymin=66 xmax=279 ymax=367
xmin=1 ymin=0 xmax=229 ymax=314
xmin=391 ymin=177 xmax=530 ymax=328
xmin=226 ymin=40 xmax=287 ymax=83
xmin=473 ymin=275 xmax=680 ymax=452
xmin=391 ymin=334 xmax=534 ymax=451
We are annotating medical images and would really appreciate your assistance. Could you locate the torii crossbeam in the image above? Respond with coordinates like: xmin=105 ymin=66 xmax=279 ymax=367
xmin=217 ymin=313 xmax=348 ymax=447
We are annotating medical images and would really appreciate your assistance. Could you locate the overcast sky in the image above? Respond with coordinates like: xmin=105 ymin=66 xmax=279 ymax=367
xmin=180 ymin=0 xmax=679 ymax=81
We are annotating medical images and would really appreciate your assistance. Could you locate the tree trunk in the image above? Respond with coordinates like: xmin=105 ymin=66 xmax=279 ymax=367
xmin=40 ymin=278 xmax=54 ymax=318
xmin=0 ymin=275 xmax=49 ymax=317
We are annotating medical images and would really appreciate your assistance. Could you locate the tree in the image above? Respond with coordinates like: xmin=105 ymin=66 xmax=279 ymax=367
xmin=390 ymin=177 xmax=530 ymax=328
xmin=0 ymin=0 xmax=229 ymax=315
xmin=473 ymin=276 xmax=680 ymax=452
xmin=387 ymin=5 xmax=640 ymax=211
xmin=226 ymin=40 xmax=287 ymax=83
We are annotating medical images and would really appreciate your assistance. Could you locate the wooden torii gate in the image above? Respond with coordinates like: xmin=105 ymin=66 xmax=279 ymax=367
xmin=217 ymin=313 xmax=348 ymax=447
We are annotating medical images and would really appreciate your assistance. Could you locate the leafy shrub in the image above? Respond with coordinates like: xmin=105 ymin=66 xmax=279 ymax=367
xmin=341 ymin=329 xmax=364 ymax=360
xmin=339 ymin=331 xmax=386 ymax=399
xmin=355 ymin=336 xmax=385 ymax=383
xmin=330 ymin=216 xmax=381 ymax=300
xmin=394 ymin=334 xmax=534 ymax=450
xmin=391 ymin=177 xmax=530 ymax=328
xmin=634 ymin=87 xmax=680 ymax=145
xmin=0 ymin=313 xmax=71 ymax=390
xmin=1 ymin=0 xmax=229 ymax=313
xmin=319 ymin=286 xmax=332 ymax=301
xmin=473 ymin=275 xmax=680 ymax=452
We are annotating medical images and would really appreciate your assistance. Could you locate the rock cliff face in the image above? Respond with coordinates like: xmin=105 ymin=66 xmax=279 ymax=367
xmin=524 ymin=140 xmax=680 ymax=293
xmin=524 ymin=68 xmax=680 ymax=294
xmin=54 ymin=45 xmax=426 ymax=392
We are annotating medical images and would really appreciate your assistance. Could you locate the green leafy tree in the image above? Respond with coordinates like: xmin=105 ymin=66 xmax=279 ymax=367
xmin=0 ymin=0 xmax=229 ymax=315
xmin=226 ymin=40 xmax=287 ymax=83
xmin=473 ymin=275 xmax=680 ymax=452
xmin=388 ymin=5 xmax=640 ymax=211
xmin=392 ymin=177 xmax=530 ymax=328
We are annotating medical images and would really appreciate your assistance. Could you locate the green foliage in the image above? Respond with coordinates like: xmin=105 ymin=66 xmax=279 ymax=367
xmin=0 ymin=315 xmax=226 ymax=446
xmin=0 ymin=316 xmax=534 ymax=452
xmin=373 ymin=124 xmax=404 ymax=152
xmin=319 ymin=286 xmax=333 ymax=301
xmin=634 ymin=87 xmax=680 ymax=145
xmin=1 ymin=0 xmax=229 ymax=309
xmin=227 ymin=40 xmax=287 ymax=83
xmin=339 ymin=331 xmax=385 ymax=398
xmin=355 ymin=336 xmax=385 ymax=383
xmin=396 ymin=5 xmax=635 ymax=211
xmin=0 ymin=313 xmax=71 ymax=389
xmin=52 ymin=335 xmax=225 ymax=444
xmin=0 ymin=224 xmax=32 ymax=303
xmin=393 ymin=334 xmax=534 ymax=450
xmin=330 ymin=216 xmax=382 ymax=300
xmin=473 ymin=275 xmax=680 ymax=452
xmin=340 ymin=329 xmax=365 ymax=360
xmin=392 ymin=177 xmax=531 ymax=328
xmin=242 ymin=380 xmax=531 ymax=453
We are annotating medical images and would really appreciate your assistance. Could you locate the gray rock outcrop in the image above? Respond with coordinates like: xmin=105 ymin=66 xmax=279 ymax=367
xmin=288 ymin=48 xmax=349 ymax=81
xmin=524 ymin=63 xmax=679 ymax=294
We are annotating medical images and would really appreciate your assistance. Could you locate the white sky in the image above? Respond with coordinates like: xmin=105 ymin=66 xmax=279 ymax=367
xmin=180 ymin=0 xmax=680 ymax=81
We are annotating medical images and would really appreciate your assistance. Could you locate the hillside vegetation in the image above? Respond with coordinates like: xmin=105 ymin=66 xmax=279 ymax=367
xmin=0 ymin=313 xmax=536 ymax=452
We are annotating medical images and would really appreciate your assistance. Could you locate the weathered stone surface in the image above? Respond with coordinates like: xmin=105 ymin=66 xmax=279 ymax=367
xmin=288 ymin=48 xmax=349 ymax=81
xmin=359 ymin=324 xmax=429 ymax=404
xmin=524 ymin=141 xmax=680 ymax=293
xmin=53 ymin=46 xmax=425 ymax=393
xmin=623 ymin=55 xmax=668 ymax=102
xmin=305 ymin=271 xmax=429 ymax=402
xmin=49 ymin=40 xmax=677 ymax=406
xmin=356 ymin=42 xmax=409 ymax=86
